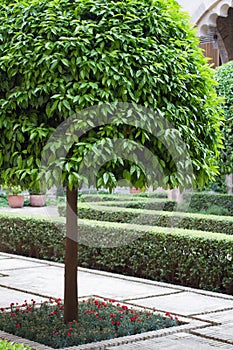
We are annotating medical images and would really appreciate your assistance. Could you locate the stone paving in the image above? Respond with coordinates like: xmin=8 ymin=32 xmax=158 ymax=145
xmin=106 ymin=333 xmax=233 ymax=349
xmin=0 ymin=252 xmax=233 ymax=349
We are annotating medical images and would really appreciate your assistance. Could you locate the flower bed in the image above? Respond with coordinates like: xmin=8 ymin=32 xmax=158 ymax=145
xmin=0 ymin=298 xmax=178 ymax=349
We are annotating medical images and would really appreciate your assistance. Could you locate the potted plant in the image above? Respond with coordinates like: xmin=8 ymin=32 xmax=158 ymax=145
xmin=3 ymin=184 xmax=24 ymax=208
xmin=29 ymin=181 xmax=46 ymax=207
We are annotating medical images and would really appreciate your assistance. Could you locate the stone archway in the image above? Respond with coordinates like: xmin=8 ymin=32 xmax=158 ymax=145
xmin=195 ymin=0 xmax=233 ymax=65
xmin=217 ymin=7 xmax=233 ymax=62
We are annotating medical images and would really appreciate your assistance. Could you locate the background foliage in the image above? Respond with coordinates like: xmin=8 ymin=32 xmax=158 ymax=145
xmin=214 ymin=61 xmax=233 ymax=175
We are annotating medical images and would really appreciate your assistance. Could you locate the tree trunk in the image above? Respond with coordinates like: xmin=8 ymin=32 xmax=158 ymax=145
xmin=64 ymin=187 xmax=78 ymax=323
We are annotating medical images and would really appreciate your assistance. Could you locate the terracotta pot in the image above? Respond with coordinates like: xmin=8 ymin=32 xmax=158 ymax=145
xmin=30 ymin=194 xmax=46 ymax=207
xmin=8 ymin=195 xmax=24 ymax=208
xmin=130 ymin=188 xmax=142 ymax=194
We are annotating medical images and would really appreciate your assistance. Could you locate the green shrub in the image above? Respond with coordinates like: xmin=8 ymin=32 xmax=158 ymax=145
xmin=133 ymin=192 xmax=168 ymax=198
xmin=0 ymin=340 xmax=31 ymax=350
xmin=199 ymin=205 xmax=230 ymax=216
xmin=81 ymin=193 xmax=168 ymax=203
xmin=0 ymin=215 xmax=232 ymax=294
xmin=0 ymin=193 xmax=8 ymax=208
xmin=94 ymin=199 xmax=177 ymax=211
xmin=58 ymin=204 xmax=233 ymax=235
xmin=183 ymin=193 xmax=233 ymax=216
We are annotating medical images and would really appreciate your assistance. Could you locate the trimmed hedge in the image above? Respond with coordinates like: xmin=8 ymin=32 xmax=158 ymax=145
xmin=0 ymin=214 xmax=233 ymax=295
xmin=183 ymin=193 xmax=233 ymax=216
xmin=81 ymin=193 xmax=168 ymax=203
xmin=91 ymin=199 xmax=177 ymax=211
xmin=58 ymin=204 xmax=233 ymax=235
xmin=131 ymin=192 xmax=168 ymax=198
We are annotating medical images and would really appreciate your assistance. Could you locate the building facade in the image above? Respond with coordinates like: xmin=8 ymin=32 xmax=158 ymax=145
xmin=177 ymin=0 xmax=233 ymax=67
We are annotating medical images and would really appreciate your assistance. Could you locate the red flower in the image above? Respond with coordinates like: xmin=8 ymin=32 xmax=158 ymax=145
xmin=67 ymin=332 xmax=71 ymax=337
xmin=16 ymin=323 xmax=21 ymax=328
xmin=11 ymin=313 xmax=16 ymax=317
xmin=10 ymin=303 xmax=14 ymax=307
xmin=116 ymin=321 xmax=121 ymax=326
xmin=122 ymin=305 xmax=128 ymax=310
xmin=0 ymin=308 xmax=4 ymax=312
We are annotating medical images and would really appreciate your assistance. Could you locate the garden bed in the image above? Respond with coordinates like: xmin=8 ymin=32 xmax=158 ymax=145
xmin=0 ymin=298 xmax=179 ymax=349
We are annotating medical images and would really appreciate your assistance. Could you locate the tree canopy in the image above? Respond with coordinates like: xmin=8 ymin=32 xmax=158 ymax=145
xmin=0 ymin=0 xmax=223 ymax=191
xmin=214 ymin=61 xmax=233 ymax=175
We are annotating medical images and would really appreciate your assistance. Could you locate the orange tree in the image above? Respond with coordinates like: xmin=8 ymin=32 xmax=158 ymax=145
xmin=0 ymin=0 xmax=222 ymax=323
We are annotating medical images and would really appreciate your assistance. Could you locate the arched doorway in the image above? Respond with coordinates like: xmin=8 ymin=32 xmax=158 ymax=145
xmin=196 ymin=0 xmax=233 ymax=67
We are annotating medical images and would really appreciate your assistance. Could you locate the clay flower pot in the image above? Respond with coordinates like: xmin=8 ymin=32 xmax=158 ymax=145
xmin=130 ymin=188 xmax=142 ymax=194
xmin=8 ymin=195 xmax=24 ymax=208
xmin=30 ymin=194 xmax=46 ymax=207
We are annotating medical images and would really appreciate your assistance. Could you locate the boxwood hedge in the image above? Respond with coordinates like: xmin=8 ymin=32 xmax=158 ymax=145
xmin=183 ymin=193 xmax=233 ymax=216
xmin=0 ymin=214 xmax=232 ymax=294
xmin=58 ymin=204 xmax=233 ymax=235
xmin=82 ymin=199 xmax=177 ymax=211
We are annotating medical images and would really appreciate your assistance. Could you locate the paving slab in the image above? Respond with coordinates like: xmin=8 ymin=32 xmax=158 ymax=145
xmin=106 ymin=332 xmax=233 ymax=349
xmin=0 ymin=266 xmax=64 ymax=299
xmin=127 ymin=292 xmax=233 ymax=316
xmin=0 ymin=261 xmax=181 ymax=301
xmin=196 ymin=309 xmax=233 ymax=324
xmin=192 ymin=322 xmax=233 ymax=344
xmin=79 ymin=270 xmax=181 ymax=300
xmin=0 ymin=257 xmax=48 ymax=271
xmin=0 ymin=206 xmax=59 ymax=218
xmin=0 ymin=286 xmax=47 ymax=308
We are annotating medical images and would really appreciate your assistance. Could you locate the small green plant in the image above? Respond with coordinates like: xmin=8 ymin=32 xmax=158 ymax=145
xmin=0 ymin=193 xmax=8 ymax=207
xmin=2 ymin=185 xmax=22 ymax=196
xmin=0 ymin=298 xmax=179 ymax=348
xmin=0 ymin=340 xmax=31 ymax=350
